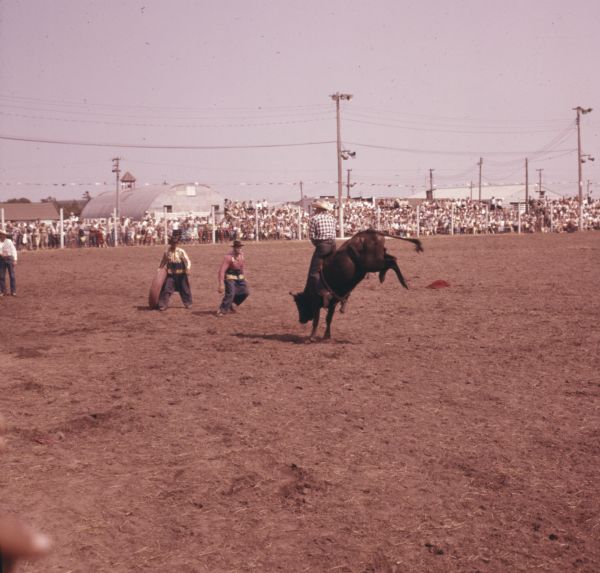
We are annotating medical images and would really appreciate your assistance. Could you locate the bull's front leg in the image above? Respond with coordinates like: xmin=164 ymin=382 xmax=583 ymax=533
xmin=323 ymin=302 xmax=337 ymax=340
xmin=308 ymin=309 xmax=321 ymax=342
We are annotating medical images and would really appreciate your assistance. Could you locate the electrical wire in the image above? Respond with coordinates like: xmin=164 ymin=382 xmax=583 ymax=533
xmin=0 ymin=110 xmax=332 ymax=129
xmin=0 ymin=134 xmax=336 ymax=150
xmin=348 ymin=104 xmax=574 ymax=127
xmin=0 ymin=93 xmax=331 ymax=113
xmin=346 ymin=141 xmax=573 ymax=156
xmin=344 ymin=116 xmax=569 ymax=135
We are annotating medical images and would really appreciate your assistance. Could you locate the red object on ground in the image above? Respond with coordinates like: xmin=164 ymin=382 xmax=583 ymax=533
xmin=427 ymin=279 xmax=450 ymax=289
xmin=148 ymin=267 xmax=168 ymax=308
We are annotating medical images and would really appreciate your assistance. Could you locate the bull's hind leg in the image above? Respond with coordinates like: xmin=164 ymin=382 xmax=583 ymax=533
xmin=379 ymin=253 xmax=409 ymax=289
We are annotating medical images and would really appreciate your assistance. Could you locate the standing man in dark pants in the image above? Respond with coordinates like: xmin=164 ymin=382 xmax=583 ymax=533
xmin=157 ymin=235 xmax=193 ymax=311
xmin=0 ymin=228 xmax=18 ymax=297
xmin=217 ymin=240 xmax=249 ymax=316
xmin=306 ymin=199 xmax=337 ymax=307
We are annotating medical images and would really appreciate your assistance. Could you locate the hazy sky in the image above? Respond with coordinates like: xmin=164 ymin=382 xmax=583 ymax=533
xmin=0 ymin=0 xmax=598 ymax=202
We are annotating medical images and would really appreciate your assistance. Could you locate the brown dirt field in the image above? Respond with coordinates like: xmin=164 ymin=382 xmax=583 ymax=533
xmin=1 ymin=233 xmax=599 ymax=573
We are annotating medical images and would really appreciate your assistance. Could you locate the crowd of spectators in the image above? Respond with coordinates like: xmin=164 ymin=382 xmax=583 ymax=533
xmin=344 ymin=196 xmax=600 ymax=236
xmin=3 ymin=196 xmax=600 ymax=250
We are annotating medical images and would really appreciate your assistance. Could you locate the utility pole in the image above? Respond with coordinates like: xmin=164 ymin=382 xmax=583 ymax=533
xmin=112 ymin=157 xmax=122 ymax=245
xmin=346 ymin=169 xmax=353 ymax=199
xmin=537 ymin=168 xmax=544 ymax=200
xmin=574 ymin=106 xmax=593 ymax=230
xmin=427 ymin=169 xmax=434 ymax=201
xmin=299 ymin=180 xmax=304 ymax=202
xmin=525 ymin=158 xmax=529 ymax=211
xmin=477 ymin=158 xmax=483 ymax=202
xmin=331 ymin=92 xmax=353 ymax=238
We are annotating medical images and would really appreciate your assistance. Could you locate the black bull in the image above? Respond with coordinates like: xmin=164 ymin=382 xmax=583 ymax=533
xmin=291 ymin=230 xmax=423 ymax=341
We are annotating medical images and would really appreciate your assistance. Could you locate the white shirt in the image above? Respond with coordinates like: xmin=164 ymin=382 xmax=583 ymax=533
xmin=0 ymin=237 xmax=18 ymax=261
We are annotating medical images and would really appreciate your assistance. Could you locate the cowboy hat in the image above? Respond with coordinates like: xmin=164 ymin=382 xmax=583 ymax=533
xmin=232 ymin=240 xmax=244 ymax=248
xmin=0 ymin=228 xmax=8 ymax=235
xmin=313 ymin=199 xmax=333 ymax=212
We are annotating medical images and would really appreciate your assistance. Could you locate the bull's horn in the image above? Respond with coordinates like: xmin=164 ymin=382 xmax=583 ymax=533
xmin=289 ymin=291 xmax=295 ymax=297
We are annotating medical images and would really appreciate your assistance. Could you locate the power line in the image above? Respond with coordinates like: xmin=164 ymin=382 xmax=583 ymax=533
xmin=2 ymin=177 xmax=587 ymax=187
xmin=347 ymin=141 xmax=574 ymax=156
xmin=348 ymin=104 xmax=573 ymax=126
xmin=0 ymin=110 xmax=332 ymax=129
xmin=344 ymin=116 xmax=569 ymax=135
xmin=0 ymin=93 xmax=331 ymax=115
xmin=0 ymin=134 xmax=336 ymax=150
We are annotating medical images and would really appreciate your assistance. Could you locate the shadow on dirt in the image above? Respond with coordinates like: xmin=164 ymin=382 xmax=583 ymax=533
xmin=233 ymin=332 xmax=307 ymax=344
xmin=233 ymin=333 xmax=353 ymax=345
xmin=136 ymin=306 xmax=200 ymax=313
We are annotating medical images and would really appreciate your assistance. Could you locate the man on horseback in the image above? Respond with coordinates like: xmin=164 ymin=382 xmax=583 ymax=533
xmin=306 ymin=199 xmax=337 ymax=307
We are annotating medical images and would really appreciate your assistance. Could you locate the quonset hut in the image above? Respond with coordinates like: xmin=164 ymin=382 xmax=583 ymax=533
xmin=81 ymin=183 xmax=225 ymax=221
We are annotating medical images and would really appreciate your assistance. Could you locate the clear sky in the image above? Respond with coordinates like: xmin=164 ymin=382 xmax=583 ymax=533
xmin=0 ymin=0 xmax=598 ymax=203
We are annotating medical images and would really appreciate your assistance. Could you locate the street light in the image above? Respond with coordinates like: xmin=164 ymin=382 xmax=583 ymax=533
xmin=574 ymin=106 xmax=593 ymax=230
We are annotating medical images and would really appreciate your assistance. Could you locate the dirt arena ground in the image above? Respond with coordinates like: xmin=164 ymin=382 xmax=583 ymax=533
xmin=1 ymin=232 xmax=599 ymax=573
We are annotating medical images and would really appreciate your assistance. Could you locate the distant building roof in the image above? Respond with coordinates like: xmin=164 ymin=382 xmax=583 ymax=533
xmin=121 ymin=171 xmax=136 ymax=183
xmin=0 ymin=202 xmax=60 ymax=221
xmin=407 ymin=184 xmax=563 ymax=202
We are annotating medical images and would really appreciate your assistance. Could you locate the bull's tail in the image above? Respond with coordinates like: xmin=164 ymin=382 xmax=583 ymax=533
xmin=375 ymin=231 xmax=423 ymax=253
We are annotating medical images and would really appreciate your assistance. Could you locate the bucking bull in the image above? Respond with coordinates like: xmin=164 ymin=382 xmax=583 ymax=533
xmin=291 ymin=230 xmax=423 ymax=341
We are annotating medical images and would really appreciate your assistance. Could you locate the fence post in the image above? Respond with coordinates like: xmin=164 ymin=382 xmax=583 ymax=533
xmin=164 ymin=207 xmax=168 ymax=246
xmin=0 ymin=208 xmax=4 ymax=230
xmin=376 ymin=206 xmax=381 ymax=231
xmin=450 ymin=202 xmax=455 ymax=236
xmin=211 ymin=206 xmax=216 ymax=244
xmin=60 ymin=208 xmax=65 ymax=249
xmin=486 ymin=205 xmax=490 ymax=234
xmin=255 ymin=208 xmax=259 ymax=242
xmin=297 ymin=208 xmax=302 ymax=240
xmin=113 ymin=208 xmax=118 ymax=246
xmin=416 ymin=205 xmax=420 ymax=238
xmin=518 ymin=205 xmax=521 ymax=234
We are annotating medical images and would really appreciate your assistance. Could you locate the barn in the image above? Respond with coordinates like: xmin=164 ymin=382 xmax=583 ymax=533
xmin=81 ymin=183 xmax=225 ymax=220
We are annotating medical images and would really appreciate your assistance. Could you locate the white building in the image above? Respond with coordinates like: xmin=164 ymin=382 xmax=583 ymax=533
xmin=81 ymin=182 xmax=225 ymax=220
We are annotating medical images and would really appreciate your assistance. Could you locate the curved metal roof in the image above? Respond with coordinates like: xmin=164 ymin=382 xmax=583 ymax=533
xmin=81 ymin=183 xmax=224 ymax=219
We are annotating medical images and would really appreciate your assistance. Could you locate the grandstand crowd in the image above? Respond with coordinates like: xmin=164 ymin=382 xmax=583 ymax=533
xmin=3 ymin=196 xmax=600 ymax=250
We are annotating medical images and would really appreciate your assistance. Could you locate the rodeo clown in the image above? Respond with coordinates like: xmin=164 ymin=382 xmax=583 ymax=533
xmin=157 ymin=234 xmax=192 ymax=311
xmin=217 ymin=239 xmax=249 ymax=316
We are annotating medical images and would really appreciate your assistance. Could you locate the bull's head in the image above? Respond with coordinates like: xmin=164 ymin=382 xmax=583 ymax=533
xmin=290 ymin=291 xmax=317 ymax=324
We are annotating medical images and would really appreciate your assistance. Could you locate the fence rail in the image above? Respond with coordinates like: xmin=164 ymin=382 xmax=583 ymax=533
xmin=1 ymin=199 xmax=599 ymax=250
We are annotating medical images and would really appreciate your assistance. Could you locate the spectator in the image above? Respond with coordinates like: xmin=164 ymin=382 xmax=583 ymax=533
xmin=0 ymin=228 xmax=18 ymax=297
